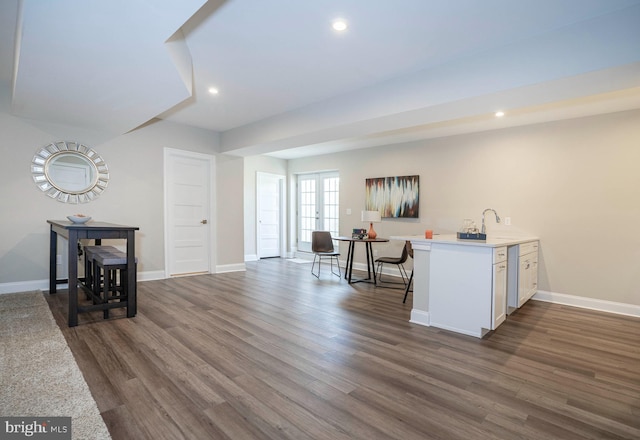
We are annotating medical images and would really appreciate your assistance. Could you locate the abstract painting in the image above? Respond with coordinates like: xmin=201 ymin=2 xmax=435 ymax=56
xmin=365 ymin=175 xmax=419 ymax=218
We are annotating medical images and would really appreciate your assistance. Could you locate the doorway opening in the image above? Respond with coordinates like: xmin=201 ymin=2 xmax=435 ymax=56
xmin=256 ymin=172 xmax=286 ymax=259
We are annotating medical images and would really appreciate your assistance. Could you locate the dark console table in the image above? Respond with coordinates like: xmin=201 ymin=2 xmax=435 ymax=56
xmin=47 ymin=220 xmax=139 ymax=327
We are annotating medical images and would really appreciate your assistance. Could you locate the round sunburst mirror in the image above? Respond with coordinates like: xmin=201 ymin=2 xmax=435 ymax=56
xmin=31 ymin=141 xmax=109 ymax=203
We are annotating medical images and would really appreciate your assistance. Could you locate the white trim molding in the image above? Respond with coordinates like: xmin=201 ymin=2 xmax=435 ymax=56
xmin=0 ymin=269 xmax=166 ymax=295
xmin=0 ymin=279 xmax=56 ymax=294
xmin=410 ymin=309 xmax=430 ymax=327
xmin=138 ymin=271 xmax=166 ymax=282
xmin=3 ymin=279 xmax=638 ymax=321
xmin=534 ymin=290 xmax=640 ymax=319
xmin=216 ymin=263 xmax=247 ymax=273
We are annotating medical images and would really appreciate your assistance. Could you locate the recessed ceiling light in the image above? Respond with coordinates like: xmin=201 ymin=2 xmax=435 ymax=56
xmin=332 ymin=19 xmax=347 ymax=31
xmin=495 ymin=111 xmax=505 ymax=117
xmin=208 ymin=87 xmax=219 ymax=95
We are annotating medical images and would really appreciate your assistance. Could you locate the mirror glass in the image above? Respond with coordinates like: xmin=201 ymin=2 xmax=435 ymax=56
xmin=31 ymin=141 xmax=109 ymax=203
xmin=46 ymin=152 xmax=98 ymax=193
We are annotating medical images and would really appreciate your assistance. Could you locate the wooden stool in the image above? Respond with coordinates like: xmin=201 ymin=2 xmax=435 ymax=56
xmin=92 ymin=250 xmax=137 ymax=319
xmin=83 ymin=245 xmax=120 ymax=297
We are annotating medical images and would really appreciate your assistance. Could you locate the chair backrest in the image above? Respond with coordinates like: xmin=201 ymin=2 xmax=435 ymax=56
xmin=405 ymin=240 xmax=413 ymax=259
xmin=312 ymin=231 xmax=335 ymax=253
xmin=397 ymin=242 xmax=409 ymax=263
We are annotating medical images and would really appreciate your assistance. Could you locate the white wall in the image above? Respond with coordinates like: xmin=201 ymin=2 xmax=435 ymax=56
xmin=217 ymin=154 xmax=246 ymax=269
xmin=9 ymin=102 xmax=638 ymax=312
xmin=0 ymin=111 xmax=246 ymax=292
xmin=285 ymin=109 xmax=640 ymax=307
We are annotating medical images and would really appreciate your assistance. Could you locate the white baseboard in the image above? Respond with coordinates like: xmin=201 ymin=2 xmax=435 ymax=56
xmin=2 ymin=275 xmax=638 ymax=321
xmin=347 ymin=261 xmax=410 ymax=282
xmin=410 ymin=309 xmax=430 ymax=327
xmin=216 ymin=263 xmax=246 ymax=273
xmin=0 ymin=279 xmax=54 ymax=294
xmin=533 ymin=290 xmax=640 ymax=318
xmin=245 ymin=254 xmax=259 ymax=262
xmin=139 ymin=270 xmax=165 ymax=282
xmin=0 ymin=269 xmax=183 ymax=294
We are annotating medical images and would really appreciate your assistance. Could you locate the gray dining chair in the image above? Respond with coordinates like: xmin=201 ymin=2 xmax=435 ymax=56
xmin=311 ymin=231 xmax=341 ymax=278
xmin=403 ymin=241 xmax=414 ymax=303
xmin=375 ymin=241 xmax=409 ymax=288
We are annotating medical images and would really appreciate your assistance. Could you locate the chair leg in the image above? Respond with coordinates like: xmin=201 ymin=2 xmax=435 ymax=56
xmin=92 ymin=259 xmax=100 ymax=304
xmin=397 ymin=264 xmax=408 ymax=285
xmin=330 ymin=256 xmax=341 ymax=277
xmin=376 ymin=261 xmax=383 ymax=282
xmin=83 ymin=254 xmax=92 ymax=299
xmin=377 ymin=262 xmax=408 ymax=287
xmin=103 ymin=267 xmax=111 ymax=319
xmin=313 ymin=255 xmax=341 ymax=278
xmin=403 ymin=270 xmax=413 ymax=303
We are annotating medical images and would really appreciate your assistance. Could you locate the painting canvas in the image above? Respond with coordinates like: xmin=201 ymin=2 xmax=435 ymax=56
xmin=365 ymin=175 xmax=419 ymax=218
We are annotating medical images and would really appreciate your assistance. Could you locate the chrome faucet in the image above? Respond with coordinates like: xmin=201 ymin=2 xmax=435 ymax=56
xmin=481 ymin=208 xmax=501 ymax=234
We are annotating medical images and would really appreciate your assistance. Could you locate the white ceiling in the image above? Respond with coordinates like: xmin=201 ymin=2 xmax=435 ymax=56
xmin=2 ymin=0 xmax=640 ymax=159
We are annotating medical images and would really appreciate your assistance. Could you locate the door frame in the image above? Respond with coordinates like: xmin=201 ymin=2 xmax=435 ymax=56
xmin=256 ymin=172 xmax=286 ymax=259
xmin=163 ymin=147 xmax=217 ymax=278
xmin=295 ymin=171 xmax=340 ymax=253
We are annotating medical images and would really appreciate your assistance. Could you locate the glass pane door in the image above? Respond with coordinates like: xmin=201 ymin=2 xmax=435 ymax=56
xmin=298 ymin=174 xmax=317 ymax=252
xmin=297 ymin=172 xmax=339 ymax=252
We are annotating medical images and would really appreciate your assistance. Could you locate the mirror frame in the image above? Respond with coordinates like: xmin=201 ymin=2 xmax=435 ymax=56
xmin=31 ymin=141 xmax=110 ymax=203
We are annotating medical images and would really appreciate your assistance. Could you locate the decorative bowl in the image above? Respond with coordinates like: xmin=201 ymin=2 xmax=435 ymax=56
xmin=67 ymin=215 xmax=92 ymax=224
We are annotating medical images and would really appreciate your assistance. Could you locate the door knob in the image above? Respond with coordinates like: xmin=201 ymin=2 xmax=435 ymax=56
xmin=201 ymin=219 xmax=208 ymax=224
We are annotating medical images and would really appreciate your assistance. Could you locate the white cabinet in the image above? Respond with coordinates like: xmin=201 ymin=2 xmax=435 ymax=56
xmin=508 ymin=241 xmax=539 ymax=312
xmin=492 ymin=247 xmax=507 ymax=329
xmin=398 ymin=234 xmax=539 ymax=338
xmin=429 ymin=244 xmax=509 ymax=337
xmin=518 ymin=245 xmax=538 ymax=307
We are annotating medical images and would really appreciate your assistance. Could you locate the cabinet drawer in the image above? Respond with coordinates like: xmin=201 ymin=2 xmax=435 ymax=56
xmin=493 ymin=246 xmax=507 ymax=263
xmin=519 ymin=241 xmax=539 ymax=256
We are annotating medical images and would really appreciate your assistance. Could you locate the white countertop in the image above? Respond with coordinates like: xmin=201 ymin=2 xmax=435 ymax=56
xmin=390 ymin=234 xmax=539 ymax=248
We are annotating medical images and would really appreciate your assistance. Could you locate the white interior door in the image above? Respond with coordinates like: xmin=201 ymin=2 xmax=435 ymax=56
xmin=257 ymin=172 xmax=284 ymax=258
xmin=164 ymin=148 xmax=215 ymax=277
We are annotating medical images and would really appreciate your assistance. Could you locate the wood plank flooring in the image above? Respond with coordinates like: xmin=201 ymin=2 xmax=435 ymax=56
xmin=45 ymin=258 xmax=640 ymax=440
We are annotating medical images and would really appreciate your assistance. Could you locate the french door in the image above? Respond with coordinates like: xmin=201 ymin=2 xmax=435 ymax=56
xmin=297 ymin=172 xmax=339 ymax=252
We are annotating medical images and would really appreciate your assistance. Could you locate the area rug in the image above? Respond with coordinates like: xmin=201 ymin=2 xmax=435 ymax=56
xmin=0 ymin=291 xmax=111 ymax=440
xmin=287 ymin=258 xmax=313 ymax=264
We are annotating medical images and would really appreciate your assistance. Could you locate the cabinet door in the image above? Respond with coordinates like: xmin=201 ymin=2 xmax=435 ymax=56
xmin=526 ymin=253 xmax=538 ymax=302
xmin=492 ymin=261 xmax=507 ymax=329
xmin=518 ymin=254 xmax=536 ymax=307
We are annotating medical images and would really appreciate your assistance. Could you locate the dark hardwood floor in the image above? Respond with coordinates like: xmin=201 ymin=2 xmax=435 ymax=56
xmin=45 ymin=258 xmax=640 ymax=440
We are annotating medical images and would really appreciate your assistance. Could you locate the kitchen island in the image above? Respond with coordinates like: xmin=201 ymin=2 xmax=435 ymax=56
xmin=392 ymin=234 xmax=539 ymax=338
